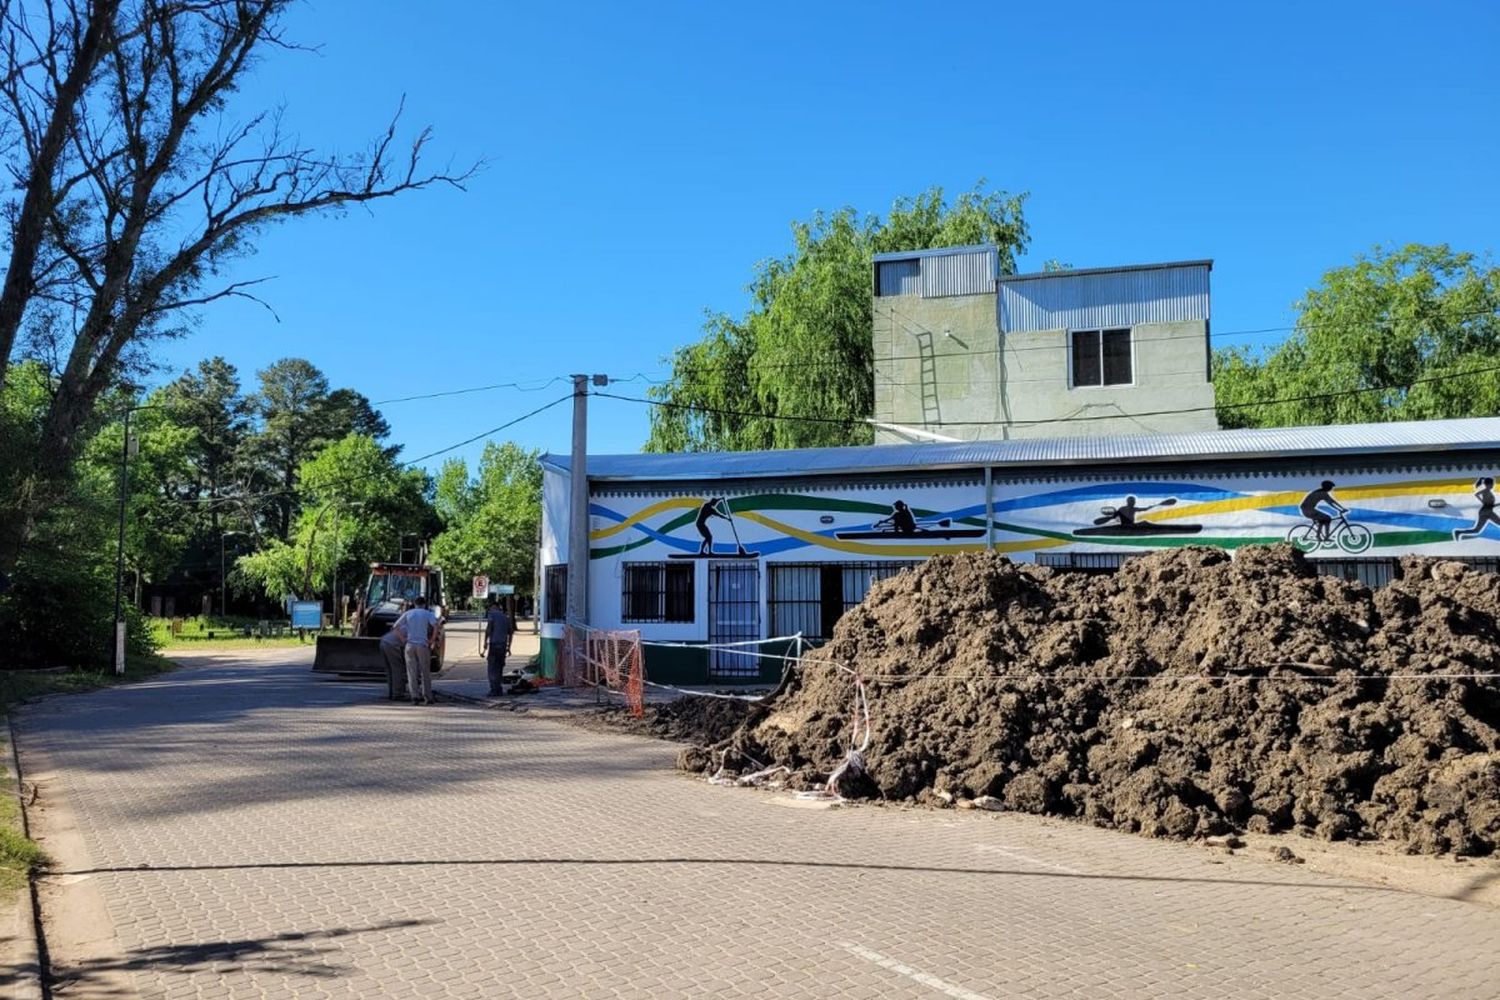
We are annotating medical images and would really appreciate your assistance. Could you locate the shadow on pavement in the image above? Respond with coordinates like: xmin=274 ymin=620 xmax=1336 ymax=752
xmin=15 ymin=658 xmax=669 ymax=819
xmin=15 ymin=919 xmax=431 ymax=993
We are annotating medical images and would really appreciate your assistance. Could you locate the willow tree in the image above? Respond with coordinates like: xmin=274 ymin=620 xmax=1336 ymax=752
xmin=0 ymin=0 xmax=473 ymax=575
xmin=646 ymin=183 xmax=1030 ymax=452
xmin=1213 ymin=244 xmax=1500 ymax=428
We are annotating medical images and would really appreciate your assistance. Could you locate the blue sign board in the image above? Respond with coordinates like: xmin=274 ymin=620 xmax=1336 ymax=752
xmin=290 ymin=601 xmax=323 ymax=629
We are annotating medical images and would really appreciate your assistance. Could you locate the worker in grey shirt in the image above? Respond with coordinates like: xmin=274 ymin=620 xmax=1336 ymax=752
xmin=482 ymin=598 xmax=513 ymax=696
xmin=379 ymin=620 xmax=409 ymax=701
xmin=397 ymin=596 xmax=440 ymax=705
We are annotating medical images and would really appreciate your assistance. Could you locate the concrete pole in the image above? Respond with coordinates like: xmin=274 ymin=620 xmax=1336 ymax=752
xmin=565 ymin=374 xmax=589 ymax=628
xmin=112 ymin=407 xmax=131 ymax=675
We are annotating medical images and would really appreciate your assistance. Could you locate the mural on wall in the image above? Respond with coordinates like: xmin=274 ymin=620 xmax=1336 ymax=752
xmin=671 ymin=498 xmax=758 ymax=559
xmin=587 ymin=470 xmax=1500 ymax=562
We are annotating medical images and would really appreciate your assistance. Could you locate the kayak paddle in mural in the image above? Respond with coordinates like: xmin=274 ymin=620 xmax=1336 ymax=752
xmin=833 ymin=500 xmax=986 ymax=541
xmin=667 ymin=497 xmax=759 ymax=560
xmin=1071 ymin=496 xmax=1203 ymax=538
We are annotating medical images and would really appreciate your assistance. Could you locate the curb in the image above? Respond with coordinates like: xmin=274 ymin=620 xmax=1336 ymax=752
xmin=4 ymin=716 xmax=45 ymax=1000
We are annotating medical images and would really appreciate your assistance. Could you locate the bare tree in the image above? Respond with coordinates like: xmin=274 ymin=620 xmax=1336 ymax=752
xmin=0 ymin=0 xmax=474 ymax=572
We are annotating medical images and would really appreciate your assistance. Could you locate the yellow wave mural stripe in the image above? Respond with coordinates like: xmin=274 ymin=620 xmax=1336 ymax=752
xmin=735 ymin=511 xmax=1066 ymax=556
xmin=1142 ymin=478 xmax=1471 ymax=523
xmin=589 ymin=497 xmax=701 ymax=540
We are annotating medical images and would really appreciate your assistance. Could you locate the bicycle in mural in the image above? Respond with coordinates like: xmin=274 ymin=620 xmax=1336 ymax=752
xmin=1287 ymin=512 xmax=1373 ymax=554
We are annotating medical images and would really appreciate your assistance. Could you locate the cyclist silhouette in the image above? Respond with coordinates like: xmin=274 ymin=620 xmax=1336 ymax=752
xmin=1299 ymin=480 xmax=1348 ymax=545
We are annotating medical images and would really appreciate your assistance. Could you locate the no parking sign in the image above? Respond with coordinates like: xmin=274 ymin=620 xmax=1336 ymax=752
xmin=471 ymin=575 xmax=489 ymax=599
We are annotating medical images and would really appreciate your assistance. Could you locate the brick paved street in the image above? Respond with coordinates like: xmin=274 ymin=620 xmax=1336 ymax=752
xmin=13 ymin=649 xmax=1500 ymax=999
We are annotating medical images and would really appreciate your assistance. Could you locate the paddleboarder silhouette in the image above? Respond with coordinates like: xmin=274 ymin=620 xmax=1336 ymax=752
xmin=696 ymin=497 xmax=729 ymax=554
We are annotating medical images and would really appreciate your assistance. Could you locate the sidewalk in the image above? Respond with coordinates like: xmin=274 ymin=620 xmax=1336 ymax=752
xmin=432 ymin=622 xmax=764 ymax=714
xmin=432 ymin=623 xmax=669 ymax=714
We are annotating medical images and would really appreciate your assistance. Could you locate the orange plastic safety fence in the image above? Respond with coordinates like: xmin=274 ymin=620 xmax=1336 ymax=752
xmin=560 ymin=624 xmax=645 ymax=717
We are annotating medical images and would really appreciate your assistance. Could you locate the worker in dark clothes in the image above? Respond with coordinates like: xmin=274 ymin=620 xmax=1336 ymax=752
xmin=482 ymin=598 xmax=513 ymax=696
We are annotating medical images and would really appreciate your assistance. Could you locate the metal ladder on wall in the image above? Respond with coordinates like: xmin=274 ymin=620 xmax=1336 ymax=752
xmin=914 ymin=330 xmax=942 ymax=426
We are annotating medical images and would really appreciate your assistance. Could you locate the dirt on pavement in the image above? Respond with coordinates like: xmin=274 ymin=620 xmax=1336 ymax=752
xmin=575 ymin=695 xmax=754 ymax=747
xmin=688 ymin=545 xmax=1500 ymax=857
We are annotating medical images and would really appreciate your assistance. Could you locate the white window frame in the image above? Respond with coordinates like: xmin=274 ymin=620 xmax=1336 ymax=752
xmin=1067 ymin=326 xmax=1136 ymax=389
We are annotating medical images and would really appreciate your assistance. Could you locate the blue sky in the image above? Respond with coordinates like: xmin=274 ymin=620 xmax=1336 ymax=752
xmin=151 ymin=0 xmax=1500 ymax=470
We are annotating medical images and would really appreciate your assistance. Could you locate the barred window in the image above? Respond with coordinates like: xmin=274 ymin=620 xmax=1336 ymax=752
xmin=622 ymin=562 xmax=695 ymax=623
xmin=768 ymin=561 xmax=916 ymax=639
xmin=543 ymin=564 xmax=567 ymax=622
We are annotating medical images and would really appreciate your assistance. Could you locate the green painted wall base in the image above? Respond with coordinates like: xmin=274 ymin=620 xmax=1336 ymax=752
xmin=538 ymin=635 xmax=790 ymax=687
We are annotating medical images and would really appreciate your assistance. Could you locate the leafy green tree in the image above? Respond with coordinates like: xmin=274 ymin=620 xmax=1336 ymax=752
xmin=429 ymin=443 xmax=542 ymax=603
xmin=247 ymin=359 xmax=394 ymax=540
xmin=1214 ymin=244 xmax=1500 ymax=428
xmin=0 ymin=363 xmax=155 ymax=666
xmin=647 ymin=183 xmax=1030 ymax=451
xmin=236 ymin=434 xmax=437 ymax=602
xmin=0 ymin=1 xmax=469 ymax=579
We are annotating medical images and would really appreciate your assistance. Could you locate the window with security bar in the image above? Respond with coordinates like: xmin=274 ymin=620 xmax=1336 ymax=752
xmin=543 ymin=564 xmax=567 ymax=622
xmin=768 ymin=561 xmax=918 ymax=640
xmin=621 ymin=562 xmax=695 ymax=623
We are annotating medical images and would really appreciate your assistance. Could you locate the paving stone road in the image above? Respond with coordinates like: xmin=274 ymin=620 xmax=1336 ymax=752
xmin=13 ymin=648 xmax=1500 ymax=999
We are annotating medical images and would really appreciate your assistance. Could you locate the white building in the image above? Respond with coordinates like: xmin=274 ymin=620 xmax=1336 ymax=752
xmin=538 ymin=417 xmax=1500 ymax=685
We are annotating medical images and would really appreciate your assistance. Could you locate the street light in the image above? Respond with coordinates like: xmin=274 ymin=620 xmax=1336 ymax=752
xmin=113 ymin=402 xmax=165 ymax=676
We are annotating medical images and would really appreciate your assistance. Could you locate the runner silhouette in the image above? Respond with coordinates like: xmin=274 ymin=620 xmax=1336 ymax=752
xmin=1454 ymin=477 xmax=1499 ymax=541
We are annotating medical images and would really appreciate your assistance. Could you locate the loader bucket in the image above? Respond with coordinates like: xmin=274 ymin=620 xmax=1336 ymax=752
xmin=312 ymin=635 xmax=387 ymax=677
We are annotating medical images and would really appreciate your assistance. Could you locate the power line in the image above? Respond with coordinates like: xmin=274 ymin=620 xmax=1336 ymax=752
xmin=596 ymin=360 xmax=1500 ymax=430
xmin=156 ymin=393 xmax=573 ymax=511
xmin=619 ymin=305 xmax=1500 ymax=384
xmin=373 ymin=377 xmax=569 ymax=405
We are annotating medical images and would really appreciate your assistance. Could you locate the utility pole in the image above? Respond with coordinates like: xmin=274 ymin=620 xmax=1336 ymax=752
xmin=565 ymin=374 xmax=608 ymax=628
xmin=112 ymin=407 xmax=133 ymax=676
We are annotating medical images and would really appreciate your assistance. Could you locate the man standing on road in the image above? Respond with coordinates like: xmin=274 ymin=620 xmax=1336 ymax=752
xmin=379 ymin=619 xmax=410 ymax=701
xmin=483 ymin=598 xmax=513 ymax=697
xmin=399 ymin=596 xmax=440 ymax=705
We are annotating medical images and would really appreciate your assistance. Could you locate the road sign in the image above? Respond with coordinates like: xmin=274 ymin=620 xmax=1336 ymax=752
xmin=491 ymin=584 xmax=516 ymax=596
xmin=471 ymin=575 xmax=489 ymax=599
xmin=290 ymin=600 xmax=322 ymax=629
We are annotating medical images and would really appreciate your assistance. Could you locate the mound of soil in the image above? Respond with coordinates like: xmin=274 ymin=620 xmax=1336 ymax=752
xmin=578 ymin=694 xmax=753 ymax=747
xmin=694 ymin=545 xmax=1500 ymax=856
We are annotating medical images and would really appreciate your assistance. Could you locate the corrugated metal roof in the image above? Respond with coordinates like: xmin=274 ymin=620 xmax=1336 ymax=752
xmin=872 ymin=243 xmax=998 ymax=263
xmin=1000 ymin=261 xmax=1210 ymax=332
xmin=921 ymin=248 xmax=995 ymax=298
xmin=1000 ymin=259 xmax=1214 ymax=282
xmin=875 ymin=258 xmax=920 ymax=296
xmin=542 ymin=417 xmax=1500 ymax=482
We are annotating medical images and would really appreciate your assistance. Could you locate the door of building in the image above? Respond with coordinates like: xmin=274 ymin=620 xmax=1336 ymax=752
xmin=708 ymin=561 xmax=760 ymax=679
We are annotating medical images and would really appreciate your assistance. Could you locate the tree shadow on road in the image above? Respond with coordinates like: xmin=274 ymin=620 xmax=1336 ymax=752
xmin=0 ymin=919 xmax=431 ymax=994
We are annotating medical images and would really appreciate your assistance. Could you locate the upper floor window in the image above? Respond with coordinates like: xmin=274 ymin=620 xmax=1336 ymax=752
xmin=1071 ymin=328 xmax=1132 ymax=387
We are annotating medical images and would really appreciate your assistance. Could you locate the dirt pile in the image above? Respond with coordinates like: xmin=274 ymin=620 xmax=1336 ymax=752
xmin=579 ymin=694 xmax=753 ymax=746
xmin=696 ymin=545 xmax=1500 ymax=856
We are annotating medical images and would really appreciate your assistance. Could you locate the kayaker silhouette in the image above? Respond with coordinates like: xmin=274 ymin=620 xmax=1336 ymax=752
xmin=884 ymin=500 xmax=918 ymax=535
